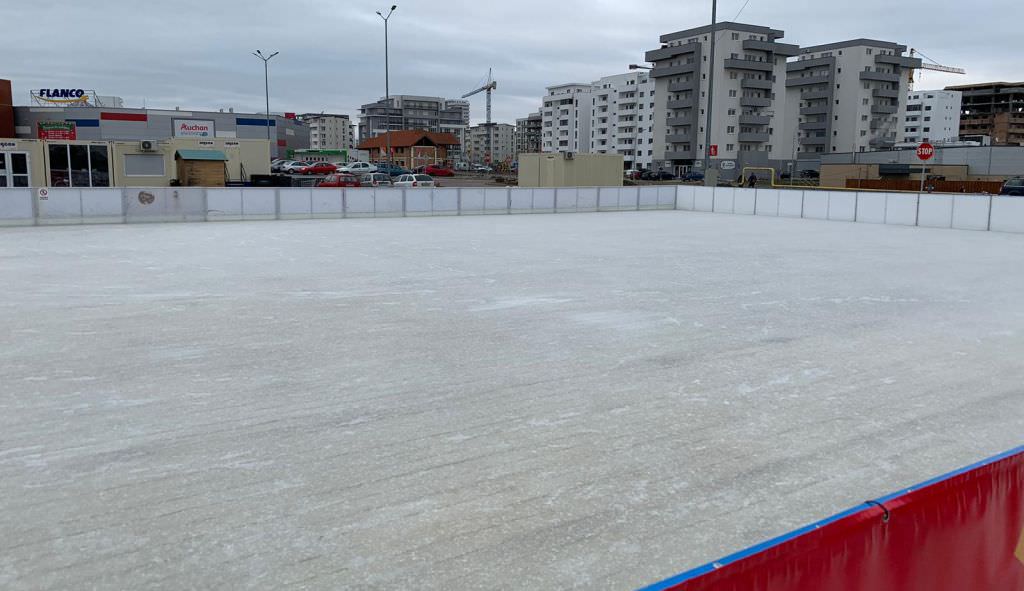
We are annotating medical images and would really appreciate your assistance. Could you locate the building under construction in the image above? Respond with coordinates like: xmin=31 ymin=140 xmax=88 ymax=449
xmin=948 ymin=81 xmax=1024 ymax=146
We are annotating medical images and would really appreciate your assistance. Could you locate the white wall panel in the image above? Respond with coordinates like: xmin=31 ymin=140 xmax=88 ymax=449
xmin=312 ymin=189 xmax=343 ymax=217
xmin=556 ymin=188 xmax=578 ymax=212
xmin=484 ymin=188 xmax=509 ymax=213
xmin=802 ymin=191 xmax=828 ymax=219
xmin=509 ymin=188 xmax=533 ymax=212
xmin=598 ymin=187 xmax=619 ymax=211
xmin=532 ymin=188 xmax=555 ymax=212
xmin=205 ymin=188 xmax=242 ymax=220
xmin=657 ymin=186 xmax=676 ymax=209
xmin=79 ymin=188 xmax=123 ymax=222
xmin=917 ymin=195 xmax=953 ymax=228
xmin=855 ymin=193 xmax=886 ymax=224
xmin=827 ymin=192 xmax=856 ymax=222
xmin=241 ymin=189 xmax=276 ymax=220
xmin=279 ymin=188 xmax=313 ymax=218
xmin=990 ymin=197 xmax=1024 ymax=233
xmin=693 ymin=186 xmax=715 ymax=212
xmin=577 ymin=187 xmax=598 ymax=211
xmin=0 ymin=189 xmax=34 ymax=225
xmin=345 ymin=189 xmax=376 ymax=216
xmin=733 ymin=188 xmax=756 ymax=215
xmin=952 ymin=195 xmax=990 ymax=231
xmin=405 ymin=190 xmax=432 ymax=215
xmin=460 ymin=188 xmax=485 ymax=214
xmin=713 ymin=187 xmax=734 ymax=213
xmin=755 ymin=189 xmax=780 ymax=216
xmin=885 ymin=193 xmax=918 ymax=227
xmin=432 ymin=188 xmax=460 ymax=214
xmin=375 ymin=188 xmax=404 ymax=216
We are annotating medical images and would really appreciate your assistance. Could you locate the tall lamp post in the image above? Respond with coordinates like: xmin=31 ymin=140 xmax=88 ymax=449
xmin=377 ymin=5 xmax=397 ymax=167
xmin=252 ymin=50 xmax=279 ymax=149
xmin=703 ymin=0 xmax=718 ymax=186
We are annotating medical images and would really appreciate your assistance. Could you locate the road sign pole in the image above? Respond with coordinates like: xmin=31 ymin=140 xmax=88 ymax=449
xmin=916 ymin=143 xmax=934 ymax=193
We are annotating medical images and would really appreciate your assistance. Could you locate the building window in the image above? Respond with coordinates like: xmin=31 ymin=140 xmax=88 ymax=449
xmin=726 ymin=143 xmax=734 ymax=151
xmin=0 ymin=152 xmax=31 ymax=187
xmin=124 ymin=153 xmax=165 ymax=177
xmin=48 ymin=144 xmax=110 ymax=187
xmin=731 ymin=33 xmax=739 ymax=40
xmin=860 ymin=130 xmax=867 ymax=136
xmin=727 ymin=126 xmax=735 ymax=133
xmin=729 ymin=90 xmax=737 ymax=97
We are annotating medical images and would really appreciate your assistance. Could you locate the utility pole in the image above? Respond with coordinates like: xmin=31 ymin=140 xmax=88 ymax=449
xmin=703 ymin=0 xmax=718 ymax=186
xmin=252 ymin=50 xmax=279 ymax=148
xmin=377 ymin=6 xmax=397 ymax=167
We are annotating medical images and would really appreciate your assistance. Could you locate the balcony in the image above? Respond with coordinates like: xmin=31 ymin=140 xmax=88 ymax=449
xmin=872 ymin=88 xmax=900 ymax=99
xmin=787 ymin=56 xmax=836 ymax=72
xmin=786 ymin=75 xmax=832 ymax=87
xmin=801 ymin=89 xmax=832 ymax=100
xmin=652 ymin=63 xmax=699 ymax=79
xmin=799 ymin=121 xmax=828 ymax=130
xmin=870 ymin=136 xmax=897 ymax=147
xmin=739 ymin=114 xmax=771 ymax=126
xmin=740 ymin=79 xmax=773 ymax=90
xmin=645 ymin=42 xmax=700 ymax=62
xmin=742 ymin=39 xmax=800 ymax=56
xmin=875 ymin=54 xmax=922 ymax=69
xmin=668 ymin=80 xmax=697 ymax=92
xmin=800 ymin=105 xmax=830 ymax=115
xmin=738 ymin=132 xmax=770 ymax=143
xmin=666 ymin=98 xmax=694 ymax=110
xmin=871 ymin=104 xmax=898 ymax=115
xmin=799 ymin=136 xmax=828 ymax=145
xmin=860 ymin=71 xmax=901 ymax=83
xmin=724 ymin=58 xmax=774 ymax=72
xmin=665 ymin=133 xmax=694 ymax=143
xmin=666 ymin=117 xmax=693 ymax=127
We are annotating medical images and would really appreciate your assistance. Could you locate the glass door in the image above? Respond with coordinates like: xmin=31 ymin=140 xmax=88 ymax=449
xmin=0 ymin=152 xmax=31 ymax=187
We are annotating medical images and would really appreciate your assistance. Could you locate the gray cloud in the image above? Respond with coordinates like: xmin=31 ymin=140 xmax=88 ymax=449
xmin=3 ymin=0 xmax=1017 ymax=125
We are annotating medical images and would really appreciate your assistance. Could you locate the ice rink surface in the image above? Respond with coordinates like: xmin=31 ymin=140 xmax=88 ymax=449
xmin=1 ymin=211 xmax=1022 ymax=590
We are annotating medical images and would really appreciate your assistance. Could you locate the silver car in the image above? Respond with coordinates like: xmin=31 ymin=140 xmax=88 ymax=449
xmin=393 ymin=174 xmax=436 ymax=188
xmin=360 ymin=173 xmax=393 ymax=187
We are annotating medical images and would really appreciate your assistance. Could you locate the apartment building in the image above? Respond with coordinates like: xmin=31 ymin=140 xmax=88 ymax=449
xmin=301 ymin=113 xmax=354 ymax=151
xmin=903 ymin=89 xmax=961 ymax=144
xmin=786 ymin=39 xmax=920 ymax=157
xmin=589 ymin=72 xmax=656 ymax=170
xmin=645 ymin=22 xmax=798 ymax=174
xmin=466 ymin=123 xmax=515 ymax=164
xmin=948 ymin=82 xmax=1024 ymax=146
xmin=540 ymin=83 xmax=593 ymax=155
xmin=515 ymin=112 xmax=542 ymax=155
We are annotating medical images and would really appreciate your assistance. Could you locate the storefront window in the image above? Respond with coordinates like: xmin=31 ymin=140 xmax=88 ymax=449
xmin=69 ymin=145 xmax=90 ymax=187
xmin=11 ymin=154 xmax=29 ymax=187
xmin=0 ymin=155 xmax=6 ymax=187
xmin=89 ymin=146 xmax=110 ymax=187
xmin=49 ymin=144 xmax=70 ymax=186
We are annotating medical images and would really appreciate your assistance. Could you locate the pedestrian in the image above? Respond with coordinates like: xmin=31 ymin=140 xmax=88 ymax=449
xmin=747 ymin=172 xmax=758 ymax=188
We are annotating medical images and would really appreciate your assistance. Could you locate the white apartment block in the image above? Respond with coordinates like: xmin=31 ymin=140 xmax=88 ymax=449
xmin=466 ymin=123 xmax=515 ymax=164
xmin=904 ymin=89 xmax=962 ymax=144
xmin=541 ymin=84 xmax=593 ymax=155
xmin=589 ymin=73 xmax=656 ymax=170
xmin=645 ymin=22 xmax=799 ymax=173
xmin=786 ymin=39 xmax=921 ymax=157
xmin=303 ymin=114 xmax=354 ymax=151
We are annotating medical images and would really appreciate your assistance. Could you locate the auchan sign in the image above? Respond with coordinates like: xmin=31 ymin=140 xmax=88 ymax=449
xmin=173 ymin=119 xmax=215 ymax=138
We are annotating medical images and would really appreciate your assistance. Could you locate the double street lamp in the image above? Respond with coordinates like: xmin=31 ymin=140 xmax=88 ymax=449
xmin=377 ymin=5 xmax=397 ymax=167
xmin=252 ymin=50 xmax=280 ymax=148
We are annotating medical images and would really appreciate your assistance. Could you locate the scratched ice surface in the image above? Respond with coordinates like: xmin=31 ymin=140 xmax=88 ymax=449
xmin=1 ymin=212 xmax=1021 ymax=589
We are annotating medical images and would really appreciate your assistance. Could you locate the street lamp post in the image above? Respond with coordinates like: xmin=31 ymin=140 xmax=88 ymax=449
xmin=703 ymin=0 xmax=718 ymax=187
xmin=377 ymin=6 xmax=397 ymax=168
xmin=252 ymin=50 xmax=279 ymax=150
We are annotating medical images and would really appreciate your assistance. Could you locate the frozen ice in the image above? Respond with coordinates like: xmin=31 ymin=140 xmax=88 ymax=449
xmin=0 ymin=212 xmax=1022 ymax=589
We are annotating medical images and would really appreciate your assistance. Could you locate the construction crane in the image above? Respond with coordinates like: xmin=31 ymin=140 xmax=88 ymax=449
xmin=908 ymin=49 xmax=966 ymax=89
xmin=462 ymin=69 xmax=497 ymax=165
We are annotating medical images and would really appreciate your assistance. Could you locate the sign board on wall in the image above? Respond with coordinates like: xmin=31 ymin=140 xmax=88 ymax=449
xmin=37 ymin=121 xmax=77 ymax=140
xmin=31 ymin=88 xmax=93 ymax=106
xmin=719 ymin=160 xmax=736 ymax=171
xmin=173 ymin=119 xmax=215 ymax=138
xmin=0 ymin=141 xmax=16 ymax=149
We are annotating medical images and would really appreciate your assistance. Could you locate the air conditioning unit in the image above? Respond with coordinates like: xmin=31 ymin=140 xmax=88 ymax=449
xmin=564 ymin=152 xmax=575 ymax=160
xmin=140 ymin=140 xmax=156 ymax=152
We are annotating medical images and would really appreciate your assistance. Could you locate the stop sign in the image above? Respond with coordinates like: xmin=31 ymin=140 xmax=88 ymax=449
xmin=916 ymin=143 xmax=935 ymax=161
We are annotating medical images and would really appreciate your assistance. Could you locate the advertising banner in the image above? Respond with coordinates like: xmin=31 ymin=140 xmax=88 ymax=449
xmin=37 ymin=121 xmax=77 ymax=140
xmin=173 ymin=119 xmax=215 ymax=138
xmin=641 ymin=446 xmax=1024 ymax=591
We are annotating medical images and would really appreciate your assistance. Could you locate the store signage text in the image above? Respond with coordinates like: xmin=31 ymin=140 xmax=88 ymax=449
xmin=34 ymin=88 xmax=90 ymax=105
xmin=174 ymin=119 xmax=215 ymax=138
xmin=37 ymin=121 xmax=77 ymax=140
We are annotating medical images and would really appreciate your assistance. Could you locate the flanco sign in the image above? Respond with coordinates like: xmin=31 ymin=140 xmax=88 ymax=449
xmin=34 ymin=88 xmax=91 ymax=105
xmin=173 ymin=119 xmax=215 ymax=138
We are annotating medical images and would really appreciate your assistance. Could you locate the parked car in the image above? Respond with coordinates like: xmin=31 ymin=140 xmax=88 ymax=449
xmin=339 ymin=161 xmax=378 ymax=175
xmin=1000 ymin=177 xmax=1024 ymax=196
xmin=360 ymin=173 xmax=394 ymax=187
xmin=472 ymin=165 xmax=493 ymax=173
xmin=648 ymin=171 xmax=676 ymax=181
xmin=281 ymin=161 xmax=311 ymax=174
xmin=317 ymin=174 xmax=361 ymax=188
xmin=298 ymin=162 xmax=338 ymax=176
xmin=680 ymin=171 xmax=705 ymax=182
xmin=271 ymin=159 xmax=290 ymax=173
xmin=625 ymin=169 xmax=641 ymax=179
xmin=393 ymin=174 xmax=436 ymax=187
xmin=375 ymin=162 xmax=411 ymax=177
xmin=425 ymin=164 xmax=455 ymax=177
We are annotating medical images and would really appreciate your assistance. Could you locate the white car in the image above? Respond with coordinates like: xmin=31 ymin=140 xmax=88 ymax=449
xmin=339 ymin=161 xmax=378 ymax=175
xmin=393 ymin=174 xmax=436 ymax=188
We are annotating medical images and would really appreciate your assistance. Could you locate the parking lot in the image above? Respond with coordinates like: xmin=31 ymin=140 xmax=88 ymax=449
xmin=2 ymin=212 xmax=1022 ymax=589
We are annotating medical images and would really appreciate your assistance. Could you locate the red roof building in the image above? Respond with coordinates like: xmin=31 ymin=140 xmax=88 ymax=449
xmin=358 ymin=130 xmax=460 ymax=169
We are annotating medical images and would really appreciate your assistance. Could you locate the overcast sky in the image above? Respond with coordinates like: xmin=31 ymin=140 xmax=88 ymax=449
xmin=3 ymin=0 xmax=1019 ymax=125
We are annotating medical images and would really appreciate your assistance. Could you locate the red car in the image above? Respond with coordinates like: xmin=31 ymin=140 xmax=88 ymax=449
xmin=317 ymin=174 xmax=361 ymax=188
xmin=299 ymin=162 xmax=338 ymax=175
xmin=424 ymin=164 xmax=454 ymax=177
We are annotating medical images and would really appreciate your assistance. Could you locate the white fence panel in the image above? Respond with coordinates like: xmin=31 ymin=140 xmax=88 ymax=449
xmin=405 ymin=189 xmax=432 ymax=216
xmin=124 ymin=188 xmax=205 ymax=223
xmin=657 ymin=186 xmax=677 ymax=209
xmin=918 ymin=194 xmax=953 ymax=228
xmin=676 ymin=185 xmax=696 ymax=211
xmin=951 ymin=195 xmax=990 ymax=231
xmin=713 ymin=187 xmax=735 ymax=213
xmin=279 ymin=188 xmax=313 ymax=219
xmin=432 ymin=188 xmax=460 ymax=215
xmin=693 ymin=186 xmax=715 ymax=212
xmin=990 ymin=197 xmax=1024 ymax=233
xmin=484 ymin=188 xmax=509 ymax=213
xmin=778 ymin=190 xmax=803 ymax=218
xmin=375 ymin=188 xmax=404 ymax=216
xmin=638 ymin=186 xmax=660 ymax=210
xmin=0 ymin=189 xmax=34 ymax=225
xmin=241 ymin=189 xmax=276 ymax=220
xmin=345 ymin=189 xmax=376 ymax=217
xmin=37 ymin=188 xmax=82 ymax=224
xmin=460 ymin=188 xmax=485 ymax=214
xmin=206 ymin=188 xmax=242 ymax=220
xmin=755 ymin=189 xmax=780 ymax=216
xmin=733 ymin=188 xmax=756 ymax=215
xmin=79 ymin=188 xmax=123 ymax=223
xmin=855 ymin=192 xmax=887 ymax=224
xmin=803 ymin=191 xmax=829 ymax=220
xmin=556 ymin=188 xmax=578 ymax=212
xmin=885 ymin=193 xmax=918 ymax=227
xmin=312 ymin=189 xmax=343 ymax=217
xmin=827 ymin=191 xmax=857 ymax=221
xmin=598 ymin=187 xmax=619 ymax=211
xmin=509 ymin=188 xmax=533 ymax=213
xmin=532 ymin=188 xmax=555 ymax=212
xmin=577 ymin=187 xmax=598 ymax=211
